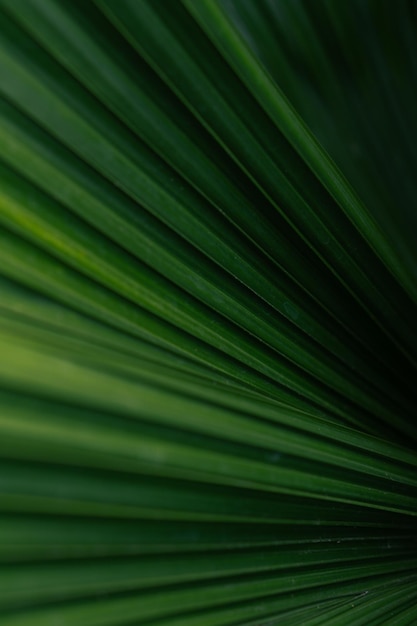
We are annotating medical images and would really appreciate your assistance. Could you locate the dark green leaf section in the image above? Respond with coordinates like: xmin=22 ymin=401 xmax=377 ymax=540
xmin=0 ymin=0 xmax=416 ymax=623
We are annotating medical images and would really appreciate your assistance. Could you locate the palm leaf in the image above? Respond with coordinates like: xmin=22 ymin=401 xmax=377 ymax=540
xmin=0 ymin=0 xmax=416 ymax=623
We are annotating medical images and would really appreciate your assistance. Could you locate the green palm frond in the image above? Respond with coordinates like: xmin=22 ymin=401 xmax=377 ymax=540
xmin=0 ymin=0 xmax=416 ymax=624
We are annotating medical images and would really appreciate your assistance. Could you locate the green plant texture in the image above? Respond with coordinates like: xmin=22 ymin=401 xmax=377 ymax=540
xmin=0 ymin=0 xmax=417 ymax=624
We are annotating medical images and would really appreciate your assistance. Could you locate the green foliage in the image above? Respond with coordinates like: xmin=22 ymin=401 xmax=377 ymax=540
xmin=0 ymin=0 xmax=416 ymax=623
